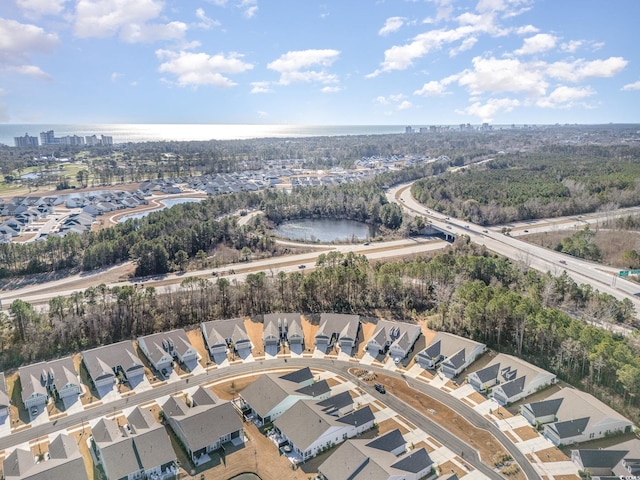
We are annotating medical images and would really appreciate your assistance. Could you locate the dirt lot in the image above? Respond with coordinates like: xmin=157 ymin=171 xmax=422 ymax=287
xmin=244 ymin=317 xmax=265 ymax=357
xmin=356 ymin=320 xmax=378 ymax=358
xmin=301 ymin=316 xmax=319 ymax=353
xmin=365 ymin=371 xmax=526 ymax=480
xmin=513 ymin=426 xmax=540 ymax=442
xmin=536 ymin=446 xmax=570 ymax=463
xmin=185 ymin=328 xmax=210 ymax=368
xmin=524 ymin=229 xmax=640 ymax=271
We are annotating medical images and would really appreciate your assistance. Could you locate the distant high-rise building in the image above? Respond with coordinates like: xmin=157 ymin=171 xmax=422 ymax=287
xmin=40 ymin=130 xmax=57 ymax=145
xmin=419 ymin=127 xmax=428 ymax=133
xmin=405 ymin=126 xmax=414 ymax=134
xmin=85 ymin=135 xmax=99 ymax=146
xmin=14 ymin=133 xmax=39 ymax=147
xmin=101 ymin=135 xmax=113 ymax=145
xmin=60 ymin=135 xmax=85 ymax=146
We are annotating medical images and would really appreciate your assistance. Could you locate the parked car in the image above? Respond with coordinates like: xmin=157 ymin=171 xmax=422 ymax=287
xmin=298 ymin=264 xmax=306 ymax=269
xmin=374 ymin=383 xmax=386 ymax=394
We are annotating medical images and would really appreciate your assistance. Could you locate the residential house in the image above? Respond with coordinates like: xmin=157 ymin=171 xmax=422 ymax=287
xmin=92 ymin=406 xmax=177 ymax=480
xmin=239 ymin=367 xmax=330 ymax=425
xmin=366 ymin=319 xmax=421 ymax=361
xmin=318 ymin=429 xmax=434 ymax=480
xmin=18 ymin=356 xmax=81 ymax=411
xmin=467 ymin=354 xmax=556 ymax=403
xmin=274 ymin=401 xmax=375 ymax=462
xmin=262 ymin=313 xmax=304 ymax=352
xmin=315 ymin=313 xmax=360 ymax=356
xmin=540 ymin=388 xmax=634 ymax=446
xmin=316 ymin=391 xmax=354 ymax=417
xmin=163 ymin=387 xmax=243 ymax=466
xmin=520 ymin=398 xmax=563 ymax=426
xmin=3 ymin=434 xmax=88 ymax=480
xmin=201 ymin=318 xmax=252 ymax=361
xmin=416 ymin=332 xmax=486 ymax=377
xmin=138 ymin=329 xmax=198 ymax=376
xmin=571 ymin=450 xmax=628 ymax=477
xmin=82 ymin=341 xmax=145 ymax=396
xmin=0 ymin=372 xmax=9 ymax=418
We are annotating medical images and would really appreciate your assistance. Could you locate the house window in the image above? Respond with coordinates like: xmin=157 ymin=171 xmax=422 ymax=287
xmin=589 ymin=433 xmax=594 ymax=439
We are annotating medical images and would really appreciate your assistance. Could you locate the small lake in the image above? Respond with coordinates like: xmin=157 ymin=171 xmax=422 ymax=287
xmin=273 ymin=218 xmax=376 ymax=242
xmin=118 ymin=197 xmax=204 ymax=222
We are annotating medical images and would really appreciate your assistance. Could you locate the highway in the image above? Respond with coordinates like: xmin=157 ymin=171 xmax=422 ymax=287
xmin=388 ymin=182 xmax=640 ymax=322
xmin=0 ymin=357 xmax=537 ymax=480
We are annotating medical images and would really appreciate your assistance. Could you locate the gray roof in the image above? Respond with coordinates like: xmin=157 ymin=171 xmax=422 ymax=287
xmin=164 ymin=387 xmax=242 ymax=452
xmin=524 ymin=398 xmax=563 ymax=418
xmin=263 ymin=313 xmax=303 ymax=341
xmin=369 ymin=320 xmax=420 ymax=352
xmin=138 ymin=329 xmax=194 ymax=364
xmin=295 ymin=379 xmax=330 ymax=397
xmin=497 ymin=376 xmax=526 ymax=399
xmin=365 ymin=429 xmax=405 ymax=453
xmin=547 ymin=388 xmax=632 ymax=428
xmin=18 ymin=356 xmax=78 ymax=404
xmin=240 ymin=368 xmax=315 ymax=418
xmin=574 ymin=450 xmax=628 ymax=469
xmin=473 ymin=363 xmax=500 ymax=383
xmin=318 ymin=430 xmax=430 ymax=480
xmin=317 ymin=391 xmax=354 ymax=414
xmin=432 ymin=331 xmax=485 ymax=357
xmin=280 ymin=367 xmax=313 ymax=384
xmin=391 ymin=447 xmax=432 ymax=473
xmin=548 ymin=417 xmax=590 ymax=439
xmin=316 ymin=313 xmax=360 ymax=341
xmin=275 ymin=401 xmax=373 ymax=451
xmin=442 ymin=349 xmax=467 ymax=369
xmin=3 ymin=434 xmax=88 ymax=480
xmin=202 ymin=318 xmax=250 ymax=347
xmin=419 ymin=340 xmax=441 ymax=360
xmin=82 ymin=340 xmax=143 ymax=382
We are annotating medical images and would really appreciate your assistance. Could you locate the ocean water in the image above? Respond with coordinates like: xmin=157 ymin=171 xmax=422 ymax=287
xmin=0 ymin=124 xmax=409 ymax=146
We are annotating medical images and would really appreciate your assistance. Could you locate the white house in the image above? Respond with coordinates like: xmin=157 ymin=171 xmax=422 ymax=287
xmin=82 ymin=341 xmax=145 ymax=396
xmin=315 ymin=314 xmax=360 ymax=356
xmin=318 ymin=429 xmax=434 ymax=480
xmin=201 ymin=318 xmax=251 ymax=361
xmin=416 ymin=332 xmax=486 ymax=378
xmin=239 ymin=367 xmax=330 ymax=425
xmin=138 ymin=328 xmax=198 ymax=376
xmin=366 ymin=320 xmax=421 ymax=361
xmin=274 ymin=401 xmax=375 ymax=462
xmin=18 ymin=356 xmax=81 ymax=411
xmin=541 ymin=388 xmax=634 ymax=446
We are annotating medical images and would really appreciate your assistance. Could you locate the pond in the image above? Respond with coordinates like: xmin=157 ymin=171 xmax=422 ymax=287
xmin=273 ymin=218 xmax=376 ymax=242
xmin=228 ymin=474 xmax=261 ymax=480
xmin=118 ymin=197 xmax=204 ymax=222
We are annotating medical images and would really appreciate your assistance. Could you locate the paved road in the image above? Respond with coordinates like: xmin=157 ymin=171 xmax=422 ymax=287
xmin=389 ymin=182 xmax=640 ymax=322
xmin=0 ymin=357 xmax=538 ymax=480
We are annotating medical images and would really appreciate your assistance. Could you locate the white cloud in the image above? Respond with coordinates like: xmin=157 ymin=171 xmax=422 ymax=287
xmin=257 ymin=110 xmax=267 ymax=117
xmin=4 ymin=64 xmax=51 ymax=79
xmin=622 ymin=81 xmax=640 ymax=91
xmin=208 ymin=0 xmax=227 ymax=5
xmin=321 ymin=86 xmax=341 ymax=93
xmin=374 ymin=94 xmax=411 ymax=111
xmin=156 ymin=49 xmax=253 ymax=87
xmin=239 ymin=0 xmax=258 ymax=18
xmin=560 ymin=40 xmax=583 ymax=53
xmin=536 ymin=85 xmax=594 ymax=108
xmin=514 ymin=33 xmax=557 ymax=55
xmin=16 ymin=0 xmax=68 ymax=16
xmin=268 ymin=49 xmax=340 ymax=85
xmin=379 ymin=17 xmax=405 ymax=36
xmin=111 ymin=72 xmax=123 ymax=82
xmin=250 ymin=81 xmax=272 ymax=93
xmin=449 ymin=36 xmax=477 ymax=56
xmin=74 ymin=0 xmax=186 ymax=42
xmin=397 ymin=100 xmax=412 ymax=110
xmin=515 ymin=24 xmax=538 ymax=35
xmin=195 ymin=8 xmax=220 ymax=29
xmin=0 ymin=18 xmax=58 ymax=79
xmin=457 ymin=56 xmax=548 ymax=96
xmin=414 ymin=80 xmax=448 ymax=96
xmin=546 ymin=57 xmax=628 ymax=82
xmin=460 ymin=97 xmax=520 ymax=122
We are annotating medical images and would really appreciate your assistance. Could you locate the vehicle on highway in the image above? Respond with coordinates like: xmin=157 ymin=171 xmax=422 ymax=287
xmin=559 ymin=260 xmax=567 ymax=265
xmin=482 ymin=230 xmax=488 ymax=233
xmin=374 ymin=383 xmax=386 ymax=394
xmin=524 ymin=229 xmax=529 ymax=233
xmin=447 ymin=226 xmax=452 ymax=229
xmin=298 ymin=264 xmax=306 ymax=269
xmin=363 ymin=242 xmax=370 ymax=246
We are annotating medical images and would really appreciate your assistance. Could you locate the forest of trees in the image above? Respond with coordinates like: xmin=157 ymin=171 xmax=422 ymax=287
xmin=1 ymin=242 xmax=639 ymax=421
xmin=411 ymin=145 xmax=640 ymax=225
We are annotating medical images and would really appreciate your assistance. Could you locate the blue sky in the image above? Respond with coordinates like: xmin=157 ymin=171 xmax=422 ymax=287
xmin=1 ymin=0 xmax=639 ymax=125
